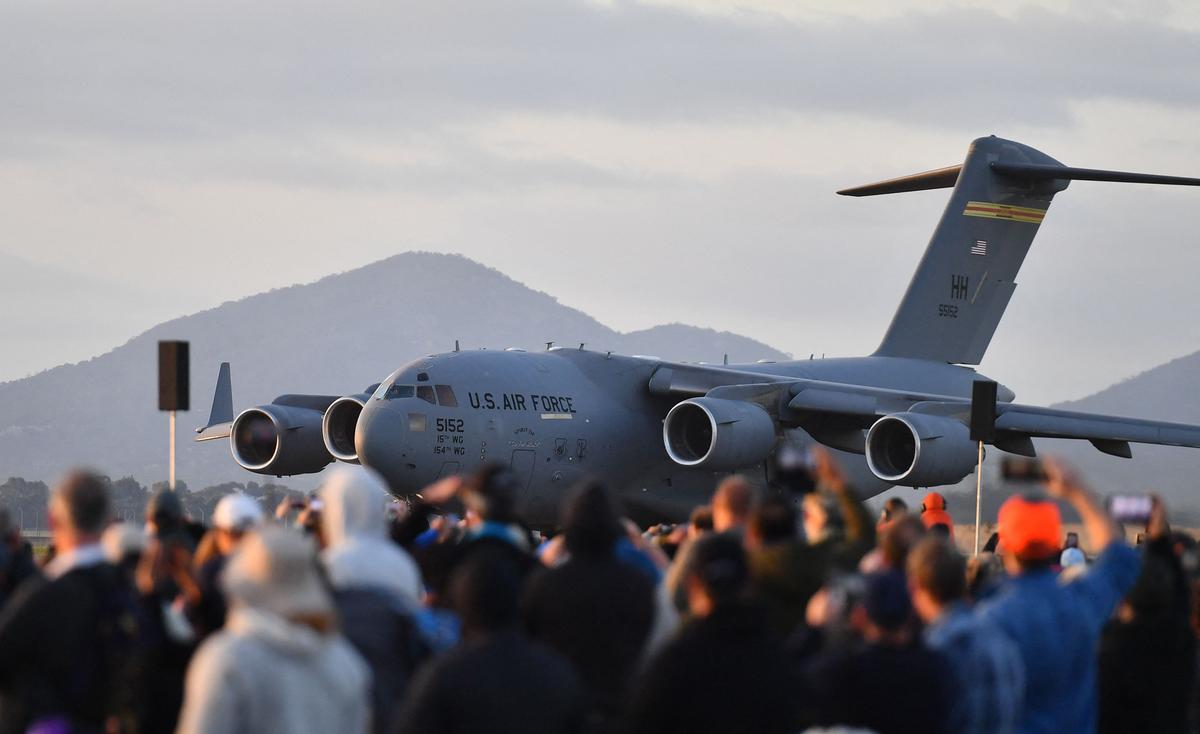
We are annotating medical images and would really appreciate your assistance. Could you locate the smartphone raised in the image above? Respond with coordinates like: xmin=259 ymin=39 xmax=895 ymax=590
xmin=1108 ymin=495 xmax=1153 ymax=524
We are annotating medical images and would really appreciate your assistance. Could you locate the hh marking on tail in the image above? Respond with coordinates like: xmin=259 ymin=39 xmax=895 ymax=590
xmin=963 ymin=201 xmax=1046 ymax=224
xmin=950 ymin=275 xmax=969 ymax=300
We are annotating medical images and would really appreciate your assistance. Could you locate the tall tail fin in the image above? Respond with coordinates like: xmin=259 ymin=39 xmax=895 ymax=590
xmin=844 ymin=136 xmax=1200 ymax=365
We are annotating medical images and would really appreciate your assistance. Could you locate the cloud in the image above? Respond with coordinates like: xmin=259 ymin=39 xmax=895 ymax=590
xmin=2 ymin=0 xmax=1199 ymax=149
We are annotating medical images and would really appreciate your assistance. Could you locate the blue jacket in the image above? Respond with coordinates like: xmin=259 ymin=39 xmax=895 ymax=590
xmin=977 ymin=542 xmax=1140 ymax=734
xmin=926 ymin=603 xmax=1025 ymax=734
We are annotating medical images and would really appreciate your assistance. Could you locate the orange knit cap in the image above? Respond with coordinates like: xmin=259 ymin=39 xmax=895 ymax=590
xmin=998 ymin=494 xmax=1062 ymax=561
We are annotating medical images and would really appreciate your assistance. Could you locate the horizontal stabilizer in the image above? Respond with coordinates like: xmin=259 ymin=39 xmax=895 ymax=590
xmin=837 ymin=165 xmax=962 ymax=197
xmin=838 ymin=158 xmax=1200 ymax=198
xmin=991 ymin=162 xmax=1200 ymax=187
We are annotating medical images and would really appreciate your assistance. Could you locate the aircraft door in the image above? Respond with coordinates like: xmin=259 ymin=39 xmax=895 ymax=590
xmin=510 ymin=449 xmax=535 ymax=490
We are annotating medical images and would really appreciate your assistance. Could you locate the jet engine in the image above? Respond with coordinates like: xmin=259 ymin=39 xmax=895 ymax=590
xmin=663 ymin=397 xmax=776 ymax=471
xmin=231 ymin=405 xmax=333 ymax=476
xmin=322 ymin=394 xmax=371 ymax=463
xmin=865 ymin=412 xmax=977 ymax=487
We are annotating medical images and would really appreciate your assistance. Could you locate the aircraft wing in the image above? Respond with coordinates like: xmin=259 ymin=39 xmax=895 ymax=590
xmin=649 ymin=362 xmax=1200 ymax=456
xmin=993 ymin=404 xmax=1200 ymax=453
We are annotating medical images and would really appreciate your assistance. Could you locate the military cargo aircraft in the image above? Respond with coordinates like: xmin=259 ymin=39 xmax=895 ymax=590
xmin=197 ymin=136 xmax=1200 ymax=526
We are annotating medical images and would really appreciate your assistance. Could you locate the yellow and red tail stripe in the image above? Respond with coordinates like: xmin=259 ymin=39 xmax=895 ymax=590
xmin=962 ymin=201 xmax=1046 ymax=224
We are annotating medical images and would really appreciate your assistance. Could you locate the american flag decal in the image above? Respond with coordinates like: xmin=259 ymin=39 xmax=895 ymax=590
xmin=970 ymin=240 xmax=988 ymax=256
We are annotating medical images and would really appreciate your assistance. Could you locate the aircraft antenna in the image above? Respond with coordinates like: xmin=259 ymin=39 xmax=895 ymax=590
xmin=723 ymin=353 xmax=728 ymax=366
xmin=454 ymin=339 xmax=460 ymax=352
xmin=579 ymin=343 xmax=585 ymax=350
xmin=546 ymin=341 xmax=554 ymax=351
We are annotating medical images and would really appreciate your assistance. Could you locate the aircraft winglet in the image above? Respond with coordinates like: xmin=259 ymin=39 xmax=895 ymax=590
xmin=195 ymin=362 xmax=234 ymax=442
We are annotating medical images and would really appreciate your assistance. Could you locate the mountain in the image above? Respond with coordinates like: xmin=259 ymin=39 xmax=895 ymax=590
xmin=0 ymin=252 xmax=789 ymax=488
xmin=1048 ymin=351 xmax=1200 ymax=508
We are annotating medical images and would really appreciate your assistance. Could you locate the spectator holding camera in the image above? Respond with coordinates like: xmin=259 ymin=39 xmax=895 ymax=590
xmin=1098 ymin=495 xmax=1194 ymax=734
xmin=977 ymin=459 xmax=1139 ymax=734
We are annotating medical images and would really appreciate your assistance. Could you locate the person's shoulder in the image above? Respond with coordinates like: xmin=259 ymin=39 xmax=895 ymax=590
xmin=187 ymin=630 xmax=249 ymax=684
xmin=975 ymin=578 xmax=1026 ymax=619
xmin=1085 ymin=541 xmax=1140 ymax=578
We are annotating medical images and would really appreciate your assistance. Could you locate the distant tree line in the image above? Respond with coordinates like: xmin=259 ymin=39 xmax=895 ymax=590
xmin=0 ymin=476 xmax=303 ymax=531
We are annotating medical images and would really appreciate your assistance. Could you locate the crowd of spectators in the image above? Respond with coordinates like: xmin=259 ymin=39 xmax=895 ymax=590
xmin=0 ymin=449 xmax=1194 ymax=734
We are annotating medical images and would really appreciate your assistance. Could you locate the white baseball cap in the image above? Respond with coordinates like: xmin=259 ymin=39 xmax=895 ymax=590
xmin=213 ymin=494 xmax=264 ymax=532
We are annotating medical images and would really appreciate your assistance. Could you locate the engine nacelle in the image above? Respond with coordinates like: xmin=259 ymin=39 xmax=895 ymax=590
xmin=322 ymin=394 xmax=371 ymax=463
xmin=663 ymin=397 xmax=777 ymax=471
xmin=865 ymin=412 xmax=977 ymax=487
xmin=231 ymin=405 xmax=333 ymax=476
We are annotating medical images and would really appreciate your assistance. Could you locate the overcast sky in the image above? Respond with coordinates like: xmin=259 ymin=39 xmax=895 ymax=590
xmin=3 ymin=0 xmax=1200 ymax=404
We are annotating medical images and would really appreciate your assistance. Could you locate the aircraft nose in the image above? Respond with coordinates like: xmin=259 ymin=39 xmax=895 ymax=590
xmin=355 ymin=401 xmax=407 ymax=479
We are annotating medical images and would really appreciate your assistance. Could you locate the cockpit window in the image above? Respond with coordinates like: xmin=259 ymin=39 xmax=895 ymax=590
xmin=385 ymin=384 xmax=415 ymax=400
xmin=434 ymin=385 xmax=458 ymax=407
xmin=416 ymin=385 xmax=437 ymax=405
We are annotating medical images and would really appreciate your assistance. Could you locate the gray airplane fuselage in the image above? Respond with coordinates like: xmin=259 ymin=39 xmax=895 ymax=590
xmin=355 ymin=348 xmax=1004 ymax=526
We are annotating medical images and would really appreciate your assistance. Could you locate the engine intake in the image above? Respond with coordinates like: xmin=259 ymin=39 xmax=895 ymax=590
xmin=231 ymin=405 xmax=333 ymax=476
xmin=663 ymin=397 xmax=776 ymax=471
xmin=865 ymin=412 xmax=976 ymax=487
xmin=322 ymin=394 xmax=370 ymax=463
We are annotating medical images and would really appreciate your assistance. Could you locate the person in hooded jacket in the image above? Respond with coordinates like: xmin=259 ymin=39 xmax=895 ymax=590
xmin=919 ymin=492 xmax=954 ymax=536
xmin=319 ymin=466 xmax=428 ymax=734
xmin=176 ymin=525 xmax=370 ymax=734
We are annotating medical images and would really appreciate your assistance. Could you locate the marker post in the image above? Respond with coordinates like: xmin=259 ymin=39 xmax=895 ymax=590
xmin=158 ymin=341 xmax=190 ymax=491
xmin=974 ymin=440 xmax=983 ymax=556
xmin=170 ymin=410 xmax=176 ymax=490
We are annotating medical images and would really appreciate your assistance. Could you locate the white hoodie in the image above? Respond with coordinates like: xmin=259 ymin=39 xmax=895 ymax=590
xmin=319 ymin=466 xmax=423 ymax=609
xmin=177 ymin=607 xmax=370 ymax=734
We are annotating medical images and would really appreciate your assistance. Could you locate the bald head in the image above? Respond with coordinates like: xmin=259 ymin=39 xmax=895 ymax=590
xmin=712 ymin=475 xmax=756 ymax=533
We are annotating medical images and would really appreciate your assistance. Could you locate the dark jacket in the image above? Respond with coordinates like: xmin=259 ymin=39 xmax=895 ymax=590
xmin=802 ymin=637 xmax=955 ymax=734
xmin=626 ymin=602 xmax=797 ymax=734
xmin=523 ymin=554 xmax=656 ymax=715
xmin=186 ymin=554 xmax=229 ymax=639
xmin=334 ymin=587 xmax=429 ymax=734
xmin=394 ymin=628 xmax=583 ymax=734
xmin=748 ymin=541 xmax=828 ymax=638
xmin=0 ymin=562 xmax=139 ymax=734
xmin=0 ymin=541 xmax=37 ymax=610
xmin=1099 ymin=536 xmax=1194 ymax=734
